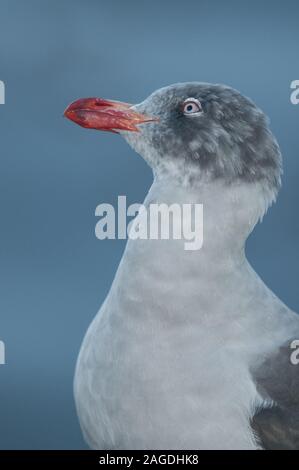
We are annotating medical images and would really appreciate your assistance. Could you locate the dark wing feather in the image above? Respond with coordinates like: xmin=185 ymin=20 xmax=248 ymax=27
xmin=251 ymin=340 xmax=299 ymax=449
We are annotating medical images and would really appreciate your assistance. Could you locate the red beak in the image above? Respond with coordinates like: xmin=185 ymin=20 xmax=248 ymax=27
xmin=64 ymin=97 xmax=158 ymax=133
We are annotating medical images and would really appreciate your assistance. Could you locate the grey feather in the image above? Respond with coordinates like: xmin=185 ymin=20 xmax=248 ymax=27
xmin=127 ymin=83 xmax=282 ymax=195
xmin=251 ymin=338 xmax=299 ymax=449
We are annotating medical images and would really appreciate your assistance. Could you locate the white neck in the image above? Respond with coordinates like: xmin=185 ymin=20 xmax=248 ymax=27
xmin=139 ymin=176 xmax=273 ymax=261
xmin=108 ymin=174 xmax=277 ymax=329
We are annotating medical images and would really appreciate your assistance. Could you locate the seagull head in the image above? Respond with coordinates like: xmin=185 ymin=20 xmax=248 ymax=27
xmin=64 ymin=82 xmax=282 ymax=199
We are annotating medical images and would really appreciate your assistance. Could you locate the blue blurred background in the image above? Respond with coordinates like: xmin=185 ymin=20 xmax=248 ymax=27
xmin=0 ymin=0 xmax=298 ymax=449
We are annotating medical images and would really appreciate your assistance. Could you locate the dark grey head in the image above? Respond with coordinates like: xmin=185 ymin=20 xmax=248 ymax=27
xmin=123 ymin=82 xmax=282 ymax=195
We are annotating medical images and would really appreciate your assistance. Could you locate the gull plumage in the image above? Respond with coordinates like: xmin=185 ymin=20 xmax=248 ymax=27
xmin=65 ymin=83 xmax=299 ymax=449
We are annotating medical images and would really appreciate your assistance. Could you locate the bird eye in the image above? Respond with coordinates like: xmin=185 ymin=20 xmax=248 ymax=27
xmin=182 ymin=98 xmax=203 ymax=115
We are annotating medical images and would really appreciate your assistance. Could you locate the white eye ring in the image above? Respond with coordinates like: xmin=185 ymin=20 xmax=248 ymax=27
xmin=183 ymin=98 xmax=203 ymax=116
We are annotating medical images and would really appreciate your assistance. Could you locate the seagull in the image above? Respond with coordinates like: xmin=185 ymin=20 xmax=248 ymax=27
xmin=64 ymin=83 xmax=299 ymax=450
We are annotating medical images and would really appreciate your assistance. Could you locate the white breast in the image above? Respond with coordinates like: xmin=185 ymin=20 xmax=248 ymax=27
xmin=74 ymin=178 xmax=292 ymax=450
